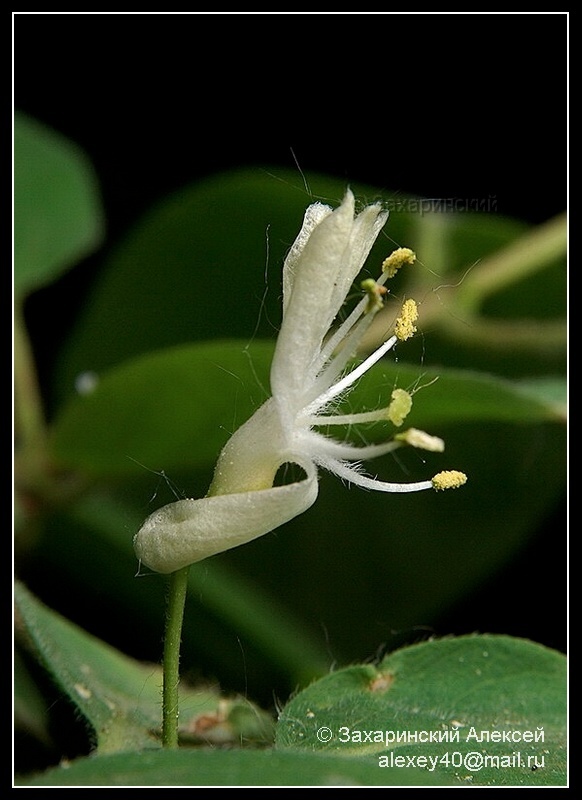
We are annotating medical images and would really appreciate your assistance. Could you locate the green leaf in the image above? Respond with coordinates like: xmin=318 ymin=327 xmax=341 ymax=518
xmin=276 ymin=635 xmax=567 ymax=786
xmin=14 ymin=113 xmax=104 ymax=298
xmin=513 ymin=376 xmax=568 ymax=411
xmin=350 ymin=363 xmax=567 ymax=431
xmin=14 ymin=582 xmax=273 ymax=753
xmin=18 ymin=747 xmax=447 ymax=786
xmin=50 ymin=340 xmax=272 ymax=478
xmin=49 ymin=340 xmax=564 ymax=480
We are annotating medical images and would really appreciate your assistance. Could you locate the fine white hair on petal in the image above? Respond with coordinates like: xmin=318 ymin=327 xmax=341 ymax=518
xmin=134 ymin=461 xmax=318 ymax=573
xmin=319 ymin=456 xmax=434 ymax=494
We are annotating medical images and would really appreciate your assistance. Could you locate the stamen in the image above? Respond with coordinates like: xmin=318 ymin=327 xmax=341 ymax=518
xmin=316 ymin=294 xmax=369 ymax=371
xmin=311 ymin=269 xmax=395 ymax=396
xmin=382 ymin=247 xmax=416 ymax=278
xmin=304 ymin=334 xmax=398 ymax=415
xmin=387 ymin=388 xmax=413 ymax=426
xmin=394 ymin=298 xmax=418 ymax=341
xmin=361 ymin=278 xmax=388 ymax=314
xmin=311 ymin=305 xmax=380 ymax=399
xmin=431 ymin=470 xmax=468 ymax=490
xmin=319 ymin=456 xmax=434 ymax=493
xmin=302 ymin=430 xmax=402 ymax=461
xmin=395 ymin=428 xmax=445 ymax=452
xmin=307 ymin=407 xmax=393 ymax=426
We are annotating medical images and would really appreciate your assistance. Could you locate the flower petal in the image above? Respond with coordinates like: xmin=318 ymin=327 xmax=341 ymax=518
xmin=134 ymin=462 xmax=318 ymax=573
xmin=281 ymin=201 xmax=333 ymax=314
xmin=271 ymin=191 xmax=387 ymax=408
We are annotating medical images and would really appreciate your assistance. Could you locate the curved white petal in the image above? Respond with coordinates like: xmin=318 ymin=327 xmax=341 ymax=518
xmin=134 ymin=462 xmax=318 ymax=574
xmin=271 ymin=191 xmax=387 ymax=407
xmin=282 ymin=201 xmax=333 ymax=312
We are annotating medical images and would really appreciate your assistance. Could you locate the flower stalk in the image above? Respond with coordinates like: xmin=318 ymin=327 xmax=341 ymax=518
xmin=162 ymin=565 xmax=190 ymax=748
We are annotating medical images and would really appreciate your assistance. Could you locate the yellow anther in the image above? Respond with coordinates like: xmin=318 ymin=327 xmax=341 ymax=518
xmin=382 ymin=247 xmax=416 ymax=278
xmin=431 ymin=471 xmax=468 ymax=491
xmin=394 ymin=298 xmax=418 ymax=341
xmin=387 ymin=388 xmax=412 ymax=427
xmin=361 ymin=278 xmax=388 ymax=314
xmin=395 ymin=428 xmax=445 ymax=452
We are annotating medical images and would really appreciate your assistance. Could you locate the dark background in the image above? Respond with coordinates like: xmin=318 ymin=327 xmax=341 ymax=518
xmin=16 ymin=13 xmax=566 ymax=239
xmin=15 ymin=13 xmax=567 ymax=654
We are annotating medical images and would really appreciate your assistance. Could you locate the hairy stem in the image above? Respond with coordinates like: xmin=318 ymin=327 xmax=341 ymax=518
xmin=162 ymin=565 xmax=190 ymax=748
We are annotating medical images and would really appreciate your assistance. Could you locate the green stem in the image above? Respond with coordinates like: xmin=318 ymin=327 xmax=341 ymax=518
xmin=162 ymin=565 xmax=190 ymax=748
xmin=453 ymin=212 xmax=567 ymax=313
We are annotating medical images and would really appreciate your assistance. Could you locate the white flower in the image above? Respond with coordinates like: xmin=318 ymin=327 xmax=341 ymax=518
xmin=134 ymin=191 xmax=466 ymax=573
